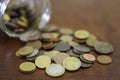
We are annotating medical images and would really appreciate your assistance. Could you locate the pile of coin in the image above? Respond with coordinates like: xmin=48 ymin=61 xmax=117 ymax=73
xmin=16 ymin=25 xmax=114 ymax=77
xmin=3 ymin=3 xmax=40 ymax=33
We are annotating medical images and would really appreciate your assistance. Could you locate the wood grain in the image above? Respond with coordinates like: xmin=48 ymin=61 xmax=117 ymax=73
xmin=0 ymin=0 xmax=120 ymax=80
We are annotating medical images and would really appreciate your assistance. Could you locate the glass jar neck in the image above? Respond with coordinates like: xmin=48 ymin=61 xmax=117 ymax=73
xmin=0 ymin=0 xmax=10 ymax=19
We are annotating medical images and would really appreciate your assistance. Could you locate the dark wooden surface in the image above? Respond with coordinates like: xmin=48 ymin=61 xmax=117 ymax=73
xmin=0 ymin=0 xmax=120 ymax=80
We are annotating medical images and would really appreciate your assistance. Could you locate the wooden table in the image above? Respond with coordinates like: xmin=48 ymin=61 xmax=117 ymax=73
xmin=0 ymin=0 xmax=120 ymax=80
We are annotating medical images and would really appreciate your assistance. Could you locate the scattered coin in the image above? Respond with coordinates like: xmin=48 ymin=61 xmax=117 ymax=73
xmin=97 ymin=55 xmax=112 ymax=64
xmin=54 ymin=41 xmax=70 ymax=52
xmin=45 ymin=64 xmax=65 ymax=77
xmin=68 ymin=41 xmax=79 ymax=47
xmin=94 ymin=41 xmax=114 ymax=54
xmin=82 ymin=54 xmax=96 ymax=62
xmin=59 ymin=28 xmax=73 ymax=35
xmin=26 ymin=40 xmax=42 ymax=50
xmin=16 ymin=46 xmax=34 ymax=56
xmin=27 ymin=31 xmax=40 ymax=41
xmin=60 ymin=35 xmax=73 ymax=42
xmin=53 ymin=53 xmax=70 ymax=64
xmin=35 ymin=55 xmax=51 ymax=69
xmin=67 ymin=50 xmax=80 ymax=57
xmin=42 ymin=42 xmax=56 ymax=50
xmin=73 ymin=45 xmax=90 ymax=53
xmin=74 ymin=30 xmax=90 ymax=39
xmin=26 ymin=49 xmax=39 ymax=58
xmin=86 ymin=34 xmax=98 ymax=47
xmin=42 ymin=25 xmax=58 ymax=32
xmin=80 ymin=61 xmax=93 ymax=68
xmin=79 ymin=55 xmax=94 ymax=64
xmin=63 ymin=57 xmax=81 ymax=71
xmin=19 ymin=62 xmax=36 ymax=73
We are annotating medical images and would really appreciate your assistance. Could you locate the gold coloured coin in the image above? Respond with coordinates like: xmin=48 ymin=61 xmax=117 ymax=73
xmin=63 ymin=57 xmax=81 ymax=71
xmin=74 ymin=30 xmax=90 ymax=39
xmin=60 ymin=35 xmax=73 ymax=42
xmin=45 ymin=64 xmax=65 ymax=77
xmin=16 ymin=46 xmax=34 ymax=56
xmin=35 ymin=55 xmax=51 ymax=69
xmin=19 ymin=62 xmax=36 ymax=73
xmin=97 ymin=55 xmax=112 ymax=64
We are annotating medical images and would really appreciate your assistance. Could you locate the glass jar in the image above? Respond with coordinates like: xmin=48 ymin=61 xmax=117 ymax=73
xmin=0 ymin=0 xmax=51 ymax=41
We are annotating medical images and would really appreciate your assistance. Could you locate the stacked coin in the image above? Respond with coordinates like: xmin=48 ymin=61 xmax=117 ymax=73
xmin=3 ymin=3 xmax=40 ymax=33
xmin=16 ymin=25 xmax=114 ymax=77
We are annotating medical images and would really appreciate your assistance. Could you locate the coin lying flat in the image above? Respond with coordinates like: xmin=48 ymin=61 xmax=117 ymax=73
xmin=60 ymin=35 xmax=73 ymax=42
xmin=82 ymin=54 xmax=96 ymax=62
xmin=80 ymin=61 xmax=93 ymax=68
xmin=53 ymin=53 xmax=70 ymax=64
xmin=26 ymin=40 xmax=42 ymax=50
xmin=68 ymin=41 xmax=79 ymax=47
xmin=97 ymin=55 xmax=112 ymax=64
xmin=19 ymin=62 xmax=36 ymax=73
xmin=67 ymin=50 xmax=80 ymax=57
xmin=54 ymin=41 xmax=70 ymax=52
xmin=45 ymin=64 xmax=65 ymax=77
xmin=63 ymin=57 xmax=81 ymax=71
xmin=26 ymin=49 xmax=39 ymax=58
xmin=86 ymin=34 xmax=98 ymax=47
xmin=74 ymin=30 xmax=90 ymax=39
xmin=73 ymin=45 xmax=90 ymax=53
xmin=59 ymin=28 xmax=73 ymax=35
xmin=79 ymin=55 xmax=94 ymax=64
xmin=16 ymin=46 xmax=34 ymax=56
xmin=94 ymin=41 xmax=114 ymax=54
xmin=35 ymin=55 xmax=51 ymax=69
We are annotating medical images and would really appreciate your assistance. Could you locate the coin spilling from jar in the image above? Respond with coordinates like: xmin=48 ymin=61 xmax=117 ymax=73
xmin=15 ymin=24 xmax=114 ymax=77
xmin=3 ymin=3 xmax=40 ymax=34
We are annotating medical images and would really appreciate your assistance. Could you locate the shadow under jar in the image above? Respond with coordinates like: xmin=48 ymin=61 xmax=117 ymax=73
xmin=0 ymin=0 xmax=51 ymax=41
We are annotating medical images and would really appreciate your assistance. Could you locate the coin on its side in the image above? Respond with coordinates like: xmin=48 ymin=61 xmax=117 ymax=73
xmin=63 ymin=57 xmax=81 ymax=71
xmin=74 ymin=30 xmax=90 ymax=39
xmin=16 ymin=46 xmax=34 ymax=56
xmin=45 ymin=64 xmax=65 ymax=77
xmin=97 ymin=55 xmax=112 ymax=64
xmin=35 ymin=55 xmax=51 ymax=69
xmin=94 ymin=41 xmax=114 ymax=54
xmin=19 ymin=62 xmax=36 ymax=73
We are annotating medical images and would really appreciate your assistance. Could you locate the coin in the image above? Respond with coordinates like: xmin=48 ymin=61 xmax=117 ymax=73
xmin=16 ymin=46 xmax=34 ymax=56
xmin=63 ymin=57 xmax=81 ymax=71
xmin=74 ymin=30 xmax=90 ymax=39
xmin=73 ymin=45 xmax=90 ymax=53
xmin=86 ymin=34 xmax=98 ymax=47
xmin=3 ymin=13 xmax=11 ymax=21
xmin=82 ymin=54 xmax=96 ymax=62
xmin=54 ymin=41 xmax=70 ymax=52
xmin=53 ymin=53 xmax=70 ymax=64
xmin=42 ymin=42 xmax=56 ymax=50
xmin=59 ymin=28 xmax=74 ymax=35
xmin=26 ymin=49 xmax=39 ymax=58
xmin=27 ymin=31 xmax=40 ymax=41
xmin=42 ymin=25 xmax=58 ymax=32
xmin=45 ymin=64 xmax=65 ymax=77
xmin=26 ymin=40 xmax=42 ymax=50
xmin=94 ymin=41 xmax=114 ymax=54
xmin=19 ymin=62 xmax=36 ymax=73
xmin=60 ymin=35 xmax=73 ymax=42
xmin=68 ymin=41 xmax=79 ymax=47
xmin=72 ymin=49 xmax=85 ymax=55
xmin=80 ymin=61 xmax=93 ymax=68
xmin=97 ymin=55 xmax=112 ymax=64
xmin=67 ymin=50 xmax=80 ymax=57
xmin=35 ymin=55 xmax=51 ymax=69
xmin=79 ymin=55 xmax=94 ymax=64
